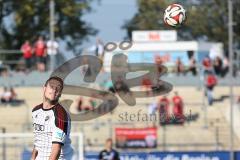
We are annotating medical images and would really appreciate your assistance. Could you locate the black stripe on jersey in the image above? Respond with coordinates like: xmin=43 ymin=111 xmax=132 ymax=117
xmin=32 ymin=103 xmax=43 ymax=112
xmin=52 ymin=141 xmax=64 ymax=146
xmin=53 ymin=104 xmax=68 ymax=134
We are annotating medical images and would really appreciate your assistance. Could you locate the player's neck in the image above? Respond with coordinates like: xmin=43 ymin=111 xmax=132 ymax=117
xmin=106 ymin=148 xmax=112 ymax=152
xmin=43 ymin=101 xmax=56 ymax=109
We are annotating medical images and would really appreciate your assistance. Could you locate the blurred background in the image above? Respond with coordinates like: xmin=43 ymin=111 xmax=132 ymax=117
xmin=0 ymin=0 xmax=240 ymax=159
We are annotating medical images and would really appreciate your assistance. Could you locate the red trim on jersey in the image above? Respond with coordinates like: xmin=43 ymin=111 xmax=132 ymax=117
xmin=53 ymin=104 xmax=68 ymax=134
xmin=32 ymin=103 xmax=43 ymax=112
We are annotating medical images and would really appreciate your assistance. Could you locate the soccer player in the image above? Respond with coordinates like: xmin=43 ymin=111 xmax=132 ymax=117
xmin=98 ymin=138 xmax=120 ymax=160
xmin=31 ymin=76 xmax=74 ymax=160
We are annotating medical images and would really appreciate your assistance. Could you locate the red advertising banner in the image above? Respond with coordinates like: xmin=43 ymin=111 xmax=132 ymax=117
xmin=115 ymin=127 xmax=157 ymax=148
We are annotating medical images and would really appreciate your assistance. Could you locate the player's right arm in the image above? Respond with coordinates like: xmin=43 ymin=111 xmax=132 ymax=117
xmin=31 ymin=146 xmax=38 ymax=160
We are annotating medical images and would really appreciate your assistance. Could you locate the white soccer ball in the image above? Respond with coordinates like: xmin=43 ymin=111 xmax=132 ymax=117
xmin=164 ymin=3 xmax=186 ymax=27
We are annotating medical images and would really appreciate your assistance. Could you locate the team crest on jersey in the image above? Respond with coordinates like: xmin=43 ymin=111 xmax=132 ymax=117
xmin=45 ymin=116 xmax=49 ymax=121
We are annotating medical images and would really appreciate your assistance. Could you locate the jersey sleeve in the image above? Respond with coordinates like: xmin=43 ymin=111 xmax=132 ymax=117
xmin=52 ymin=106 xmax=69 ymax=145
xmin=98 ymin=150 xmax=103 ymax=159
xmin=114 ymin=150 xmax=120 ymax=160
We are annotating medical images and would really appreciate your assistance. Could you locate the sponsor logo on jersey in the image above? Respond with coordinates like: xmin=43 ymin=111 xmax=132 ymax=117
xmin=45 ymin=116 xmax=50 ymax=121
xmin=33 ymin=123 xmax=45 ymax=131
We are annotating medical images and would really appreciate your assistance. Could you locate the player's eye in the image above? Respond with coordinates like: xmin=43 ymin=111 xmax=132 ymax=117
xmin=49 ymin=85 xmax=60 ymax=92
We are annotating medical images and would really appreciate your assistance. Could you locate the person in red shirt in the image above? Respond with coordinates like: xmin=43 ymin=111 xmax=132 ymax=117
xmin=202 ymin=56 xmax=212 ymax=74
xmin=34 ymin=36 xmax=46 ymax=72
xmin=141 ymin=75 xmax=152 ymax=96
xmin=21 ymin=40 xmax=33 ymax=71
xmin=154 ymin=54 xmax=163 ymax=73
xmin=205 ymin=72 xmax=217 ymax=105
xmin=158 ymin=96 xmax=170 ymax=125
xmin=172 ymin=91 xmax=184 ymax=124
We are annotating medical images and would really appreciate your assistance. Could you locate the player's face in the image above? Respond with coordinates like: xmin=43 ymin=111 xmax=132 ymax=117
xmin=44 ymin=79 xmax=62 ymax=102
xmin=106 ymin=140 xmax=113 ymax=150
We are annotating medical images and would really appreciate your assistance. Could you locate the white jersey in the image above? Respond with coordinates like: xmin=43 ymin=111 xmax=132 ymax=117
xmin=32 ymin=103 xmax=74 ymax=160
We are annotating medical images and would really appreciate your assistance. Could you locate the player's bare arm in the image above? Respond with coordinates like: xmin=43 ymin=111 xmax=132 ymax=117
xmin=48 ymin=143 xmax=62 ymax=160
xmin=30 ymin=146 xmax=38 ymax=160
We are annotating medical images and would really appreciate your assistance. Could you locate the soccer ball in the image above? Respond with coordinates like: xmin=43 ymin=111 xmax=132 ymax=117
xmin=164 ymin=3 xmax=186 ymax=27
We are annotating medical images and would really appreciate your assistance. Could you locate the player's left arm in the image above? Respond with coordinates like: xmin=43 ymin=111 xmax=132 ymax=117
xmin=48 ymin=143 xmax=62 ymax=160
xmin=51 ymin=107 xmax=69 ymax=159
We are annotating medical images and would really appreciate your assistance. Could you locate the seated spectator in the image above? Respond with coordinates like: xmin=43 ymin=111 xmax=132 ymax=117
xmin=9 ymin=87 xmax=17 ymax=102
xmin=1 ymin=87 xmax=11 ymax=104
xmin=221 ymin=57 xmax=229 ymax=77
xmin=188 ymin=57 xmax=197 ymax=76
xmin=114 ymin=76 xmax=130 ymax=94
xmin=202 ymin=56 xmax=212 ymax=74
xmin=159 ymin=96 xmax=170 ymax=125
xmin=172 ymin=91 xmax=184 ymax=124
xmin=141 ymin=75 xmax=152 ymax=96
xmin=175 ymin=57 xmax=185 ymax=76
xmin=213 ymin=56 xmax=222 ymax=76
xmin=154 ymin=54 xmax=164 ymax=74
xmin=76 ymin=97 xmax=94 ymax=112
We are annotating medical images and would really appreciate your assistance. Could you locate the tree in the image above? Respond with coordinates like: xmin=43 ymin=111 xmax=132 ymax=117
xmin=0 ymin=0 xmax=97 ymax=51
xmin=123 ymin=0 xmax=240 ymax=51
xmin=122 ymin=0 xmax=169 ymax=38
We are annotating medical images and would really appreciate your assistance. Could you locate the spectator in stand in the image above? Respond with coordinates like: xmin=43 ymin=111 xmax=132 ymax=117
xmin=154 ymin=54 xmax=163 ymax=74
xmin=175 ymin=57 xmax=185 ymax=76
xmin=114 ymin=76 xmax=130 ymax=94
xmin=159 ymin=96 xmax=170 ymax=125
xmin=1 ymin=87 xmax=11 ymax=104
xmin=75 ymin=97 xmax=96 ymax=112
xmin=34 ymin=36 xmax=47 ymax=72
xmin=202 ymin=56 xmax=212 ymax=74
xmin=188 ymin=57 xmax=197 ymax=76
xmin=221 ymin=57 xmax=229 ymax=77
xmin=172 ymin=91 xmax=184 ymax=124
xmin=205 ymin=71 xmax=217 ymax=106
xmin=9 ymin=87 xmax=17 ymax=102
xmin=141 ymin=75 xmax=152 ymax=96
xmin=21 ymin=40 xmax=33 ymax=72
xmin=213 ymin=56 xmax=223 ymax=76
xmin=47 ymin=39 xmax=59 ymax=70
